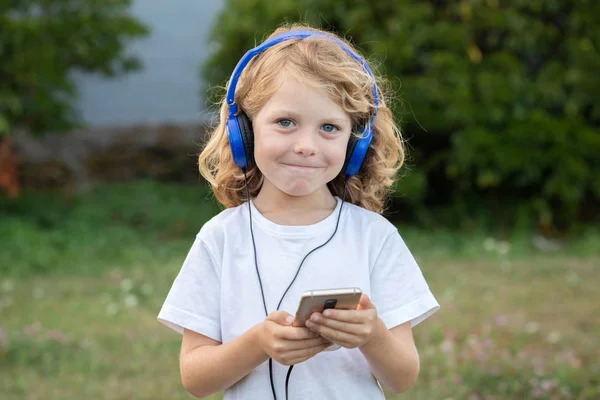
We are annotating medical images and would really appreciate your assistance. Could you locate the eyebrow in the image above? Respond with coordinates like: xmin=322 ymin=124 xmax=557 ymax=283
xmin=270 ymin=109 xmax=350 ymax=125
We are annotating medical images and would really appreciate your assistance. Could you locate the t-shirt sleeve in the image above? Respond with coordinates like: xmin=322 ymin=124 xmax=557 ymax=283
xmin=157 ymin=235 xmax=222 ymax=342
xmin=370 ymin=229 xmax=439 ymax=329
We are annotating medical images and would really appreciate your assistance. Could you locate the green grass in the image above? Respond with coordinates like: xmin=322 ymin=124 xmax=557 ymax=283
xmin=1 ymin=181 xmax=599 ymax=399
xmin=0 ymin=180 xmax=222 ymax=277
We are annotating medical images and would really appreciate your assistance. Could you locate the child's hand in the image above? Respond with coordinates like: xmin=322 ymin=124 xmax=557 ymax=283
xmin=256 ymin=311 xmax=332 ymax=366
xmin=305 ymin=294 xmax=384 ymax=349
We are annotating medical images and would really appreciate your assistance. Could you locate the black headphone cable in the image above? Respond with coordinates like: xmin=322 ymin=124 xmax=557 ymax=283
xmin=243 ymin=170 xmax=348 ymax=400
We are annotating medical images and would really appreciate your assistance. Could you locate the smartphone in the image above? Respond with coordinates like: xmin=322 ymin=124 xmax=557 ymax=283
xmin=292 ymin=287 xmax=362 ymax=328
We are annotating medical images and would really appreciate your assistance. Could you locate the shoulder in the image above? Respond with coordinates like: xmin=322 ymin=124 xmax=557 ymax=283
xmin=196 ymin=202 xmax=249 ymax=246
xmin=342 ymin=201 xmax=398 ymax=238
xmin=341 ymin=202 xmax=408 ymax=268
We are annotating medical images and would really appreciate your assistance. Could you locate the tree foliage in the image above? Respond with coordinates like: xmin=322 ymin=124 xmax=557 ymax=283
xmin=201 ymin=0 xmax=600 ymax=232
xmin=0 ymin=0 xmax=149 ymax=136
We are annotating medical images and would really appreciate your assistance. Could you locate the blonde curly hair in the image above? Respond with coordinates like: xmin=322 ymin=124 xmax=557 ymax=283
xmin=199 ymin=23 xmax=405 ymax=214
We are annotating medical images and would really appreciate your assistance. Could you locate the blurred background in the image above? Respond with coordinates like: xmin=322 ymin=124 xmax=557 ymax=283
xmin=1 ymin=1 xmax=599 ymax=399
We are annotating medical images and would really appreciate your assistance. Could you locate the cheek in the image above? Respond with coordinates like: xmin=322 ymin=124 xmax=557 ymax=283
xmin=253 ymin=132 xmax=286 ymax=164
xmin=329 ymin=143 xmax=349 ymax=166
xmin=255 ymin=140 xmax=282 ymax=160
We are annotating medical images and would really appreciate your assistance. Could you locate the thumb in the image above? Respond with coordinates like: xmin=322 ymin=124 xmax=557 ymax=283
xmin=267 ymin=310 xmax=294 ymax=325
xmin=357 ymin=294 xmax=375 ymax=311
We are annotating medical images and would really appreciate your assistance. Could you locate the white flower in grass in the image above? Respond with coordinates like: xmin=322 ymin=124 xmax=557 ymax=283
xmin=496 ymin=241 xmax=510 ymax=255
xmin=120 ymin=278 xmax=134 ymax=292
xmin=124 ymin=294 xmax=139 ymax=308
xmin=106 ymin=303 xmax=119 ymax=315
xmin=547 ymin=332 xmax=561 ymax=344
xmin=439 ymin=338 xmax=454 ymax=354
xmin=483 ymin=238 xmax=496 ymax=252
xmin=1 ymin=280 xmax=14 ymax=293
xmin=566 ymin=271 xmax=580 ymax=285
xmin=525 ymin=321 xmax=539 ymax=334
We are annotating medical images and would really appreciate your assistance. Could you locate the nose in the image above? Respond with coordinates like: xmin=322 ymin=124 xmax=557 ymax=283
xmin=293 ymin=130 xmax=317 ymax=156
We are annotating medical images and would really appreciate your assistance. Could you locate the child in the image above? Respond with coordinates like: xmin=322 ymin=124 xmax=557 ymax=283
xmin=157 ymin=23 xmax=439 ymax=400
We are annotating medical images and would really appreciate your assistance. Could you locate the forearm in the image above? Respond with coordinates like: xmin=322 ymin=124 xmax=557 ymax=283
xmin=180 ymin=324 xmax=268 ymax=398
xmin=359 ymin=319 xmax=420 ymax=393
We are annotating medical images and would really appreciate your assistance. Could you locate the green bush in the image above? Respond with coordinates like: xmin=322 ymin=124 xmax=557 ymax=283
xmin=0 ymin=0 xmax=149 ymax=136
xmin=200 ymin=0 xmax=600 ymax=233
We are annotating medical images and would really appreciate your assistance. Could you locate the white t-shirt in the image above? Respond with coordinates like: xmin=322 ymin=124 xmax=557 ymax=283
xmin=157 ymin=197 xmax=439 ymax=399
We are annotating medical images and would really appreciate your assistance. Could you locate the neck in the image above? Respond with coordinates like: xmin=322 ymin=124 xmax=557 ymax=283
xmin=252 ymin=182 xmax=338 ymax=225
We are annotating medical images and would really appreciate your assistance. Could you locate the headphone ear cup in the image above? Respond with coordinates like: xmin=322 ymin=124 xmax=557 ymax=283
xmin=343 ymin=135 xmax=359 ymax=175
xmin=343 ymin=125 xmax=373 ymax=176
xmin=236 ymin=113 xmax=255 ymax=168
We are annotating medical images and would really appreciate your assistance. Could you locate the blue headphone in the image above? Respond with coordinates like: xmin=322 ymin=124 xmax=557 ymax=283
xmin=225 ymin=29 xmax=379 ymax=177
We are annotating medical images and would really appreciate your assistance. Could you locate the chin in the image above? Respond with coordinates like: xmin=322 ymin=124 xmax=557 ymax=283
xmin=280 ymin=183 xmax=318 ymax=197
xmin=270 ymin=177 xmax=321 ymax=197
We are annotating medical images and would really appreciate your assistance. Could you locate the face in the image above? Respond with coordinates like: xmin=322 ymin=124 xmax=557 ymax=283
xmin=251 ymin=74 xmax=352 ymax=199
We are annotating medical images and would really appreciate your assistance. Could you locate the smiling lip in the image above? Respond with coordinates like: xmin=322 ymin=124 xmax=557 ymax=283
xmin=281 ymin=163 xmax=324 ymax=171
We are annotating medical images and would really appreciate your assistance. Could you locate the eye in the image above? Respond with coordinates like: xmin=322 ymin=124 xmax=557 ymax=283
xmin=276 ymin=119 xmax=294 ymax=128
xmin=321 ymin=124 xmax=339 ymax=133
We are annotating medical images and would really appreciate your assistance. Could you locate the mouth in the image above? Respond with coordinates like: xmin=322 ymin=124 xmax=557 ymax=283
xmin=280 ymin=163 xmax=324 ymax=172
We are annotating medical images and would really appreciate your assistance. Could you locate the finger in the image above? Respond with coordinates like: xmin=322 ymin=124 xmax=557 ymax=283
xmin=272 ymin=323 xmax=319 ymax=340
xmin=313 ymin=330 xmax=354 ymax=349
xmin=284 ymin=336 xmax=331 ymax=351
xmin=357 ymin=294 xmax=375 ymax=311
xmin=308 ymin=315 xmax=368 ymax=336
xmin=316 ymin=308 xmax=375 ymax=324
xmin=267 ymin=310 xmax=293 ymax=325
xmin=306 ymin=320 xmax=359 ymax=346
xmin=284 ymin=342 xmax=333 ymax=365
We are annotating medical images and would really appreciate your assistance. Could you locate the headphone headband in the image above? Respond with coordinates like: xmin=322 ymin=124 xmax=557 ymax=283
xmin=226 ymin=30 xmax=379 ymax=119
